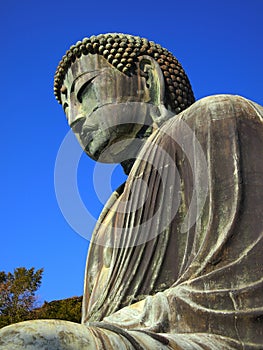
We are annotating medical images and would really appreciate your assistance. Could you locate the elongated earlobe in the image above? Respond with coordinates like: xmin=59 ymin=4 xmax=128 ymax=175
xmin=137 ymin=56 xmax=173 ymax=127
xmin=137 ymin=55 xmax=165 ymax=106
xmin=150 ymin=104 xmax=174 ymax=127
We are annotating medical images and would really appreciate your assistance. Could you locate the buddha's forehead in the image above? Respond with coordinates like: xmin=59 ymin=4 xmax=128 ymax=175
xmin=63 ymin=54 xmax=111 ymax=89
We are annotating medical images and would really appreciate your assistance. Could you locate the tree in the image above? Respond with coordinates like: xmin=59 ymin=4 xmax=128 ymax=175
xmin=30 ymin=296 xmax=82 ymax=323
xmin=0 ymin=267 xmax=43 ymax=328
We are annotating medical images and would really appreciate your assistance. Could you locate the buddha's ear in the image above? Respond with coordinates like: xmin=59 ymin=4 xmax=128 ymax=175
xmin=137 ymin=55 xmax=165 ymax=106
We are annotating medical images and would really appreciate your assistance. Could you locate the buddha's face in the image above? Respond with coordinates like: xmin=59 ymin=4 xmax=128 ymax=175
xmin=60 ymin=54 xmax=154 ymax=162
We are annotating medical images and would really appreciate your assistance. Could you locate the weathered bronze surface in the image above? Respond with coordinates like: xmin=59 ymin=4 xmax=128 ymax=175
xmin=0 ymin=33 xmax=262 ymax=349
xmin=54 ymin=33 xmax=195 ymax=113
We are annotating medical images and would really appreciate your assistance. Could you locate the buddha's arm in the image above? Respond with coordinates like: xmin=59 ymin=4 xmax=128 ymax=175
xmin=82 ymin=94 xmax=262 ymax=349
xmin=98 ymin=95 xmax=263 ymax=349
xmin=97 ymin=287 xmax=243 ymax=349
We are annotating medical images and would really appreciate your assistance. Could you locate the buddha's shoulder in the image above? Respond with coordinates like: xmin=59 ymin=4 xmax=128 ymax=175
xmin=190 ymin=94 xmax=262 ymax=111
xmin=161 ymin=94 xmax=263 ymax=133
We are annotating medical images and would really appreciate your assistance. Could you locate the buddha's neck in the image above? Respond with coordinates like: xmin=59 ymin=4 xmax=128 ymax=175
xmin=121 ymin=159 xmax=136 ymax=175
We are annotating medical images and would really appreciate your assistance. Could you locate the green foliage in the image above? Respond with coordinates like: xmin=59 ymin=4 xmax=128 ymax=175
xmin=29 ymin=296 xmax=82 ymax=323
xmin=0 ymin=267 xmax=82 ymax=329
xmin=0 ymin=267 xmax=43 ymax=328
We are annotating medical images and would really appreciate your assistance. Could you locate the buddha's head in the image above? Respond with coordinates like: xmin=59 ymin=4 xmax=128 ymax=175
xmin=54 ymin=33 xmax=195 ymax=172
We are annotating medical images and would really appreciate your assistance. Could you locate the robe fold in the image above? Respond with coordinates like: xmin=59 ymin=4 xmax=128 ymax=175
xmin=82 ymin=95 xmax=263 ymax=349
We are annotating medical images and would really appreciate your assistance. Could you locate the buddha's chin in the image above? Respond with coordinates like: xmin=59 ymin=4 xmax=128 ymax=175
xmin=84 ymin=141 xmax=115 ymax=163
xmin=86 ymin=149 xmax=123 ymax=164
xmin=85 ymin=140 xmax=137 ymax=164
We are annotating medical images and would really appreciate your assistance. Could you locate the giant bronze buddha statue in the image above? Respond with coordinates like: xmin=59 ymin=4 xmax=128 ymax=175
xmin=0 ymin=33 xmax=262 ymax=349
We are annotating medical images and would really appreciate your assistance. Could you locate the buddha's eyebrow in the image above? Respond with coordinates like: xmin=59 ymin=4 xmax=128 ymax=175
xmin=70 ymin=69 xmax=105 ymax=93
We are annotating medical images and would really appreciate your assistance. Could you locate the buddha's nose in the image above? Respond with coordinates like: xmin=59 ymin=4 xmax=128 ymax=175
xmin=67 ymin=93 xmax=83 ymax=126
xmin=68 ymin=105 xmax=84 ymax=129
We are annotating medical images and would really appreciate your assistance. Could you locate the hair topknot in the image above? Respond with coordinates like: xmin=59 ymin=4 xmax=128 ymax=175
xmin=54 ymin=33 xmax=195 ymax=113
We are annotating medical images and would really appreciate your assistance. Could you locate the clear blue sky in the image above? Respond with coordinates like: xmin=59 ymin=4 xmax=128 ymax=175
xmin=1 ymin=0 xmax=262 ymax=304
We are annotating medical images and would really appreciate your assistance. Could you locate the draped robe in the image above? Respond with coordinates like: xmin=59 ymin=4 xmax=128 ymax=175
xmin=82 ymin=95 xmax=263 ymax=349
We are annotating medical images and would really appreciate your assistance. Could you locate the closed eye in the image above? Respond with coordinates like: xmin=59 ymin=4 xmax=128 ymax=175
xmin=77 ymin=76 xmax=97 ymax=103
